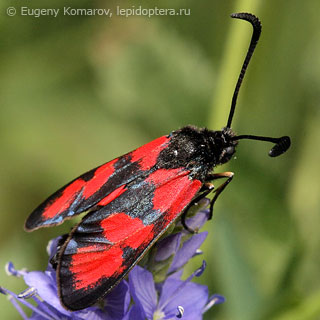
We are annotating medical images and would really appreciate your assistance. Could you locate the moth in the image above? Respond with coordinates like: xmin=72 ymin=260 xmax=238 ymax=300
xmin=25 ymin=13 xmax=290 ymax=310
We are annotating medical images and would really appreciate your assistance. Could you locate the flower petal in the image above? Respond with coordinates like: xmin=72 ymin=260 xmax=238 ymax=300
xmin=183 ymin=208 xmax=210 ymax=232
xmin=159 ymin=279 xmax=208 ymax=320
xmin=100 ymin=281 xmax=130 ymax=320
xmin=23 ymin=270 xmax=69 ymax=316
xmin=129 ymin=266 xmax=157 ymax=319
xmin=155 ymin=233 xmax=182 ymax=262
xmin=167 ymin=269 xmax=183 ymax=280
xmin=74 ymin=309 xmax=106 ymax=320
xmin=123 ymin=305 xmax=145 ymax=320
xmin=169 ymin=232 xmax=208 ymax=273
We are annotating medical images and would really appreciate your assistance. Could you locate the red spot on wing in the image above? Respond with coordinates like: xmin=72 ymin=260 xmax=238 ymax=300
xmin=100 ymin=212 xmax=154 ymax=248
xmin=70 ymin=245 xmax=125 ymax=290
xmin=97 ymin=185 xmax=127 ymax=206
xmin=124 ymin=225 xmax=154 ymax=249
xmin=82 ymin=159 xmax=117 ymax=199
xmin=131 ymin=136 xmax=169 ymax=170
xmin=146 ymin=168 xmax=182 ymax=185
xmin=163 ymin=179 xmax=202 ymax=223
xmin=42 ymin=159 xmax=118 ymax=220
xmin=43 ymin=179 xmax=86 ymax=219
xmin=147 ymin=168 xmax=202 ymax=225
xmin=70 ymin=213 xmax=155 ymax=291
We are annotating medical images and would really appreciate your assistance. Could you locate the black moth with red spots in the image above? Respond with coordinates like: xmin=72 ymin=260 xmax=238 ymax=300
xmin=25 ymin=13 xmax=290 ymax=311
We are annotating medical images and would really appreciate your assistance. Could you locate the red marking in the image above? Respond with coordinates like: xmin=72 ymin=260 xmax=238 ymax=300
xmin=43 ymin=159 xmax=118 ymax=219
xmin=146 ymin=168 xmax=182 ymax=186
xmin=70 ymin=212 xmax=155 ymax=290
xmin=97 ymin=185 xmax=127 ymax=206
xmin=131 ymin=136 xmax=169 ymax=171
xmin=151 ymin=175 xmax=190 ymax=212
xmin=100 ymin=213 xmax=154 ymax=247
xmin=82 ymin=159 xmax=117 ymax=199
xmin=164 ymin=179 xmax=202 ymax=224
xmin=43 ymin=179 xmax=85 ymax=219
xmin=70 ymin=245 xmax=125 ymax=290
xmin=124 ymin=224 xmax=154 ymax=249
xmin=149 ymin=170 xmax=202 ymax=224
xmin=76 ymin=244 xmax=105 ymax=254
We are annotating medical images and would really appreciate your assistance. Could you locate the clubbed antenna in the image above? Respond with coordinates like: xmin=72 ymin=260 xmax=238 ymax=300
xmin=226 ymin=13 xmax=291 ymax=157
xmin=231 ymin=135 xmax=291 ymax=157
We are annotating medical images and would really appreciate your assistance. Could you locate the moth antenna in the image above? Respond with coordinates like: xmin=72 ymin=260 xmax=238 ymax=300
xmin=227 ymin=13 xmax=262 ymax=128
xmin=268 ymin=136 xmax=291 ymax=157
xmin=226 ymin=13 xmax=291 ymax=157
xmin=232 ymin=135 xmax=291 ymax=157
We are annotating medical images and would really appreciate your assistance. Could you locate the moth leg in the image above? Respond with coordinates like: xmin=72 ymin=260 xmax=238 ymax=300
xmin=181 ymin=172 xmax=234 ymax=234
xmin=181 ymin=182 xmax=214 ymax=234
xmin=207 ymin=172 xmax=234 ymax=220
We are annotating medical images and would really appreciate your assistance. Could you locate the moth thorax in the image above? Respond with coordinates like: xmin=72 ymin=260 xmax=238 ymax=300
xmin=205 ymin=127 xmax=238 ymax=166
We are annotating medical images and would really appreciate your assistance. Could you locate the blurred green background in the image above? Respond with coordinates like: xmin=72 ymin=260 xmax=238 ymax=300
xmin=1 ymin=0 xmax=320 ymax=319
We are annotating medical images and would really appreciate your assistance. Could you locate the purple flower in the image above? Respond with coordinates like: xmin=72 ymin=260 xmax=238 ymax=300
xmin=154 ymin=198 xmax=210 ymax=277
xmin=1 ymin=198 xmax=224 ymax=319
xmin=1 ymin=240 xmax=130 ymax=319
xmin=128 ymin=262 xmax=224 ymax=320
